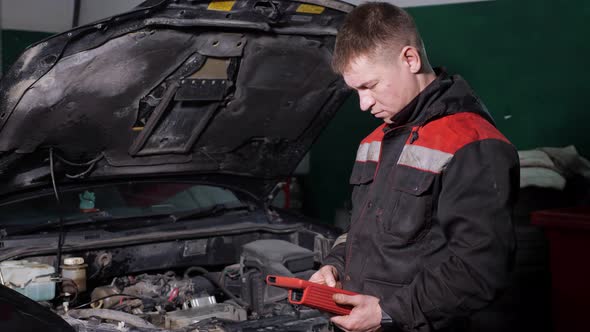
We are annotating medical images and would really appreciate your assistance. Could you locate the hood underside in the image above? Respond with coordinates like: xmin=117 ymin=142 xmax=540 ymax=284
xmin=0 ymin=0 xmax=352 ymax=199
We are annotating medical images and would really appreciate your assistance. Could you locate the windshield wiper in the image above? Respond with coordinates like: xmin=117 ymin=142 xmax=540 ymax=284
xmin=3 ymin=211 xmax=116 ymax=237
xmin=170 ymin=203 xmax=252 ymax=222
xmin=2 ymin=204 xmax=252 ymax=237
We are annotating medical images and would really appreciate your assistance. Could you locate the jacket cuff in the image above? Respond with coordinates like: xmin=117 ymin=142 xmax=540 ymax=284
xmin=322 ymin=255 xmax=344 ymax=281
xmin=381 ymin=309 xmax=403 ymax=331
xmin=379 ymin=288 xmax=413 ymax=331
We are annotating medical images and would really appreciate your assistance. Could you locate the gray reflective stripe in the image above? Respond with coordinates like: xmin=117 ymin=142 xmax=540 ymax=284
xmin=397 ymin=144 xmax=454 ymax=173
xmin=332 ymin=233 xmax=347 ymax=248
xmin=356 ymin=144 xmax=369 ymax=161
xmin=356 ymin=141 xmax=381 ymax=162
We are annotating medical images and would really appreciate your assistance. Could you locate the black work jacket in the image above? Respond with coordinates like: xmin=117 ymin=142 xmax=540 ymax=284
xmin=324 ymin=70 xmax=519 ymax=332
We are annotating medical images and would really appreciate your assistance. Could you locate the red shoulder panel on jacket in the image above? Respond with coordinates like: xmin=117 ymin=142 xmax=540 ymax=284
xmin=410 ymin=113 xmax=510 ymax=154
xmin=361 ymin=123 xmax=387 ymax=144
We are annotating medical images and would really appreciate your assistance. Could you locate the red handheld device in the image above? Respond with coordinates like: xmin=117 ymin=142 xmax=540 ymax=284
xmin=265 ymin=275 xmax=358 ymax=315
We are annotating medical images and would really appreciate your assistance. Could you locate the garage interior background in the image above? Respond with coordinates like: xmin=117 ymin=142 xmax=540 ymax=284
xmin=0 ymin=0 xmax=588 ymax=225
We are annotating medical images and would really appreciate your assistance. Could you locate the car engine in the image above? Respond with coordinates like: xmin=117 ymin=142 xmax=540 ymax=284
xmin=2 ymin=238 xmax=334 ymax=332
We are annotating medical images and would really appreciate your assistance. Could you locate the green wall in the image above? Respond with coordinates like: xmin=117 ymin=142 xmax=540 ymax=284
xmin=1 ymin=29 xmax=54 ymax=74
xmin=304 ymin=0 xmax=590 ymax=224
xmin=2 ymin=1 xmax=589 ymax=225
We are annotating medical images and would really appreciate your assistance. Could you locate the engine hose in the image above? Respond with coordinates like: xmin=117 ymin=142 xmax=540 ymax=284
xmin=184 ymin=266 xmax=249 ymax=308
xmin=68 ymin=308 xmax=156 ymax=329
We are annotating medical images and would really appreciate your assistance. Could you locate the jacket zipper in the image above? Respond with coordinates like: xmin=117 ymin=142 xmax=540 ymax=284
xmin=343 ymin=124 xmax=414 ymax=279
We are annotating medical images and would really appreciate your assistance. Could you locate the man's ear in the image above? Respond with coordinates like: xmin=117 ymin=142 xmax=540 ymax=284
xmin=399 ymin=46 xmax=422 ymax=74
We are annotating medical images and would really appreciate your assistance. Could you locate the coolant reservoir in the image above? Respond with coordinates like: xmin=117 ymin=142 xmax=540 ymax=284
xmin=0 ymin=260 xmax=56 ymax=301
xmin=61 ymin=257 xmax=87 ymax=293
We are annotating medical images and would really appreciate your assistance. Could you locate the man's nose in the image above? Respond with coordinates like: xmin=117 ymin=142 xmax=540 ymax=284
xmin=358 ymin=91 xmax=375 ymax=111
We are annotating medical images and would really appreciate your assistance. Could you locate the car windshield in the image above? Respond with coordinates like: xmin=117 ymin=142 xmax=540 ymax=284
xmin=0 ymin=182 xmax=243 ymax=226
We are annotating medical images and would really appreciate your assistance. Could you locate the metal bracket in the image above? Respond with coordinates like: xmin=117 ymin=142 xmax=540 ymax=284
xmin=175 ymin=79 xmax=230 ymax=101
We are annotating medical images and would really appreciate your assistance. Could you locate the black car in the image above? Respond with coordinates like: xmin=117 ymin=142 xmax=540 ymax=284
xmin=0 ymin=0 xmax=353 ymax=331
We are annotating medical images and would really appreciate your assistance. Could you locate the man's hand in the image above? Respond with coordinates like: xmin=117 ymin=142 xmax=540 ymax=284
xmin=331 ymin=294 xmax=383 ymax=332
xmin=309 ymin=265 xmax=340 ymax=288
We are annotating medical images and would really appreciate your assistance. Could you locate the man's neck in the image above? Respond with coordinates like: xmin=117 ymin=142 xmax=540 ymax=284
xmin=417 ymin=71 xmax=437 ymax=93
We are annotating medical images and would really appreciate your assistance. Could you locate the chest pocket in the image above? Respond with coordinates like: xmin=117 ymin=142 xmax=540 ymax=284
xmin=349 ymin=161 xmax=376 ymax=225
xmin=378 ymin=166 xmax=436 ymax=247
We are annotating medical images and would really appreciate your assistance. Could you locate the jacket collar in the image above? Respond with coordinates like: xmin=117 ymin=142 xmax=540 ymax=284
xmin=383 ymin=68 xmax=495 ymax=135
xmin=384 ymin=68 xmax=451 ymax=133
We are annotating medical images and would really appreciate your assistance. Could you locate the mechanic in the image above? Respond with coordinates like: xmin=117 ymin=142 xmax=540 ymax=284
xmin=309 ymin=2 xmax=519 ymax=332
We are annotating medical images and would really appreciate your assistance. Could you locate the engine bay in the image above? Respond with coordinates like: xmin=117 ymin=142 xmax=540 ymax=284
xmin=1 ymin=235 xmax=335 ymax=332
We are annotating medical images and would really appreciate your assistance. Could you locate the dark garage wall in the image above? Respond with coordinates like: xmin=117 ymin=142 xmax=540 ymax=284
xmin=304 ymin=0 xmax=590 ymax=224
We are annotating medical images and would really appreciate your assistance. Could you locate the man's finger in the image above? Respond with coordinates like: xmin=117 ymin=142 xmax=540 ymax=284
xmin=333 ymin=293 xmax=360 ymax=306
xmin=322 ymin=269 xmax=336 ymax=287
xmin=308 ymin=272 xmax=324 ymax=284
xmin=330 ymin=314 xmax=349 ymax=327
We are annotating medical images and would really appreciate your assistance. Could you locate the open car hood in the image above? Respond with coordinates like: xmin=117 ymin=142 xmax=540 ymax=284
xmin=0 ymin=0 xmax=353 ymax=200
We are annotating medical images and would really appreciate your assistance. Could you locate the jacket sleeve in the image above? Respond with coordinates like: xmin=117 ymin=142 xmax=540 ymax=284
xmin=381 ymin=139 xmax=519 ymax=331
xmin=323 ymin=233 xmax=347 ymax=280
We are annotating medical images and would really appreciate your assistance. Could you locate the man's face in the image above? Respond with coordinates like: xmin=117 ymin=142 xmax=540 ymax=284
xmin=342 ymin=53 xmax=421 ymax=124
